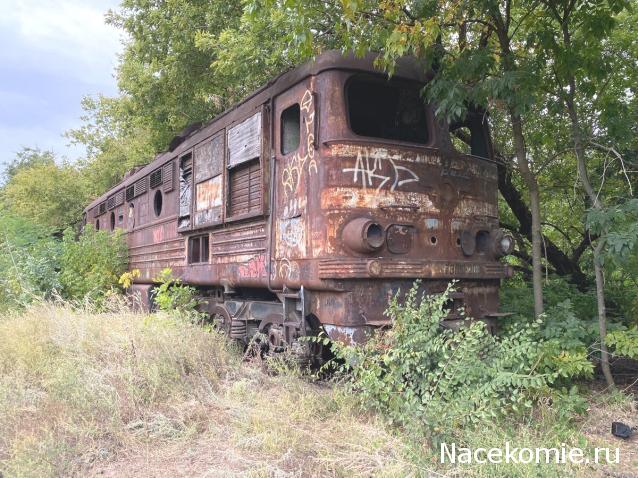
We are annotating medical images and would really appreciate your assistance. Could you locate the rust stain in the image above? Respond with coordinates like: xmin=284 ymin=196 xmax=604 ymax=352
xmin=196 ymin=175 xmax=222 ymax=211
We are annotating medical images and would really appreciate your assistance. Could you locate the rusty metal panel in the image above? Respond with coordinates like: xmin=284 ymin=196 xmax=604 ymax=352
xmin=387 ymin=224 xmax=414 ymax=253
xmin=194 ymin=175 xmax=223 ymax=226
xmin=227 ymin=112 xmax=261 ymax=167
xmin=194 ymin=132 xmax=224 ymax=182
xmin=163 ymin=161 xmax=174 ymax=192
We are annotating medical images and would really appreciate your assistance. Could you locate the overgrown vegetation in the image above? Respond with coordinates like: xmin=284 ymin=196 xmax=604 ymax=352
xmin=0 ymin=213 xmax=127 ymax=310
xmin=327 ymin=284 xmax=551 ymax=439
xmin=0 ymin=301 xmax=635 ymax=477
xmin=152 ymin=267 xmax=203 ymax=320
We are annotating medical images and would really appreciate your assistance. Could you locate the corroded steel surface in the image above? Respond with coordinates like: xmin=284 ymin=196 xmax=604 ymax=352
xmin=84 ymin=51 xmax=512 ymax=344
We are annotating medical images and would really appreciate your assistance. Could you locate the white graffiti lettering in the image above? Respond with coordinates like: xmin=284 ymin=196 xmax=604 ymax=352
xmin=342 ymin=149 xmax=419 ymax=192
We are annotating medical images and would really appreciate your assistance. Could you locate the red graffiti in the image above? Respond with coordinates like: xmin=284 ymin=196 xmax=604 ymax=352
xmin=238 ymin=255 xmax=266 ymax=278
xmin=152 ymin=226 xmax=164 ymax=243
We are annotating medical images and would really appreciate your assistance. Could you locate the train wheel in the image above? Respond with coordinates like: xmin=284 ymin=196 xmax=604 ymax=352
xmin=209 ymin=305 xmax=232 ymax=337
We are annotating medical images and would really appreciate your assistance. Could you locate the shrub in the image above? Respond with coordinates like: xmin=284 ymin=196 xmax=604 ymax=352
xmin=606 ymin=326 xmax=638 ymax=359
xmin=58 ymin=225 xmax=128 ymax=302
xmin=152 ymin=268 xmax=203 ymax=320
xmin=0 ymin=211 xmax=60 ymax=309
xmin=326 ymin=282 xmax=552 ymax=441
xmin=536 ymin=300 xmax=596 ymax=380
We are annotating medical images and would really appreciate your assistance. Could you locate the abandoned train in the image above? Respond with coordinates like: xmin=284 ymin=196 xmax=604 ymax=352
xmin=83 ymin=51 xmax=513 ymax=349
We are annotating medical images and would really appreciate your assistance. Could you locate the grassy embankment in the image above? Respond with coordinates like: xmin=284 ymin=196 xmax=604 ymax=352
xmin=0 ymin=303 xmax=635 ymax=477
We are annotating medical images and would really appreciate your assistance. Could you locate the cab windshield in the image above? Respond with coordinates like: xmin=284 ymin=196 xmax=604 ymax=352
xmin=346 ymin=75 xmax=429 ymax=144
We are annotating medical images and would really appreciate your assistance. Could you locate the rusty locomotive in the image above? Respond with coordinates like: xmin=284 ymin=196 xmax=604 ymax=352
xmin=84 ymin=51 xmax=513 ymax=349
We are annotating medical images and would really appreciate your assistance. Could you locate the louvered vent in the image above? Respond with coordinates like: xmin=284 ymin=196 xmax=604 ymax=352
xmin=99 ymin=202 xmax=107 ymax=215
xmin=150 ymin=168 xmax=163 ymax=189
xmin=114 ymin=189 xmax=125 ymax=207
xmin=134 ymin=177 xmax=148 ymax=197
xmin=107 ymin=196 xmax=116 ymax=210
xmin=228 ymin=159 xmax=261 ymax=217
xmin=163 ymin=161 xmax=174 ymax=192
xmin=125 ymin=185 xmax=135 ymax=202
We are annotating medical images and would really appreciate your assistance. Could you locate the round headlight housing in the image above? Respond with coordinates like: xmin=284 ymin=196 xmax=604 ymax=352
xmin=491 ymin=230 xmax=514 ymax=257
xmin=342 ymin=217 xmax=385 ymax=253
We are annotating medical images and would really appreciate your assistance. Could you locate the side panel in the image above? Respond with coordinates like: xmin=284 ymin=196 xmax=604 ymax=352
xmin=273 ymin=78 xmax=318 ymax=286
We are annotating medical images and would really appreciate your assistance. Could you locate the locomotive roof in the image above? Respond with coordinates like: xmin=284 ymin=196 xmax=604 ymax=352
xmin=85 ymin=50 xmax=429 ymax=211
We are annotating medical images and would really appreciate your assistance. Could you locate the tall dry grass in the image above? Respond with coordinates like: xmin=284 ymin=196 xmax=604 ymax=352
xmin=0 ymin=301 xmax=238 ymax=476
xmin=0 ymin=302 xmax=421 ymax=477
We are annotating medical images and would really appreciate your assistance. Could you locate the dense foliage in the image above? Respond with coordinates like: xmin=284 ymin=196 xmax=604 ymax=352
xmin=325 ymin=282 xmax=614 ymax=441
xmin=328 ymin=284 xmax=550 ymax=439
xmin=0 ymin=214 xmax=127 ymax=310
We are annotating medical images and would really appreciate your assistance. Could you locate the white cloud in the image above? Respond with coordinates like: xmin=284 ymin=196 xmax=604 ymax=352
xmin=0 ymin=0 xmax=122 ymax=87
xmin=0 ymin=0 xmax=122 ymax=166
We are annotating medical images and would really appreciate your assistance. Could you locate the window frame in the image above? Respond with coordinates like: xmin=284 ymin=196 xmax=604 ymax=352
xmin=187 ymin=234 xmax=210 ymax=264
xmin=224 ymin=108 xmax=266 ymax=223
xmin=344 ymin=74 xmax=431 ymax=147
xmin=280 ymin=102 xmax=301 ymax=156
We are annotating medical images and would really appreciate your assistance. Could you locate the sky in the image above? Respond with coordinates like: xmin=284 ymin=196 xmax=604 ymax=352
xmin=0 ymin=0 xmax=123 ymax=168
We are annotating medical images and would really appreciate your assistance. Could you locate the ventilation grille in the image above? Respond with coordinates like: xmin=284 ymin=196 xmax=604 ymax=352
xmin=114 ymin=190 xmax=124 ymax=207
xmin=134 ymin=177 xmax=148 ymax=197
xmin=228 ymin=159 xmax=261 ymax=217
xmin=98 ymin=202 xmax=107 ymax=215
xmin=106 ymin=190 xmax=124 ymax=210
xmin=150 ymin=168 xmax=163 ymax=189
xmin=163 ymin=161 xmax=174 ymax=192
xmin=125 ymin=185 xmax=135 ymax=202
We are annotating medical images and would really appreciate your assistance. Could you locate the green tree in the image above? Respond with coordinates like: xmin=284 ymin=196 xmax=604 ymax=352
xmin=1 ymin=153 xmax=91 ymax=230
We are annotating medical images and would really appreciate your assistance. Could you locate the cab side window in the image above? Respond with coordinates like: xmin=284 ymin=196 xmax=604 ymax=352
xmin=281 ymin=103 xmax=300 ymax=155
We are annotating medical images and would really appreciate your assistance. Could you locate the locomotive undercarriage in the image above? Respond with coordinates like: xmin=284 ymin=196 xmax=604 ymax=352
xmin=181 ymin=276 xmax=503 ymax=362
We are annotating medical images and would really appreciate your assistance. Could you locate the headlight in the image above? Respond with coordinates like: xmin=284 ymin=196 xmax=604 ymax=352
xmin=491 ymin=230 xmax=514 ymax=257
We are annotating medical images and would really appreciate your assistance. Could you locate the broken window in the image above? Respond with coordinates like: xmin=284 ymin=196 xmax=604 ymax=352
xmin=178 ymin=153 xmax=193 ymax=230
xmin=193 ymin=132 xmax=224 ymax=227
xmin=188 ymin=235 xmax=209 ymax=264
xmin=281 ymin=103 xmax=300 ymax=155
xmin=347 ymin=76 xmax=429 ymax=144
xmin=448 ymin=108 xmax=492 ymax=159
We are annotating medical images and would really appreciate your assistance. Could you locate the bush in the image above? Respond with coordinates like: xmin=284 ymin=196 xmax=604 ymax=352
xmin=152 ymin=268 xmax=204 ymax=320
xmin=58 ymin=225 xmax=128 ymax=302
xmin=0 ymin=212 xmax=60 ymax=309
xmin=326 ymin=282 xmax=552 ymax=441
